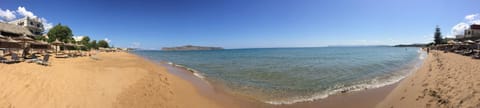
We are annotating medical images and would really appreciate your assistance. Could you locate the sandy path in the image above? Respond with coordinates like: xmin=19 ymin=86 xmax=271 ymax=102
xmin=0 ymin=52 xmax=223 ymax=108
xmin=377 ymin=50 xmax=480 ymax=108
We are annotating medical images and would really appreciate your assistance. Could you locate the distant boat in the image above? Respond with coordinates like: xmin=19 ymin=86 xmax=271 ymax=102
xmin=161 ymin=45 xmax=224 ymax=51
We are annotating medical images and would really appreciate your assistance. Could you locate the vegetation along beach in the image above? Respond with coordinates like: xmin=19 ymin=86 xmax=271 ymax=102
xmin=1 ymin=0 xmax=480 ymax=108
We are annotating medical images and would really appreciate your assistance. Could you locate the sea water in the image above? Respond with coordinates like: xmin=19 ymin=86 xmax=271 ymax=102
xmin=133 ymin=46 xmax=425 ymax=104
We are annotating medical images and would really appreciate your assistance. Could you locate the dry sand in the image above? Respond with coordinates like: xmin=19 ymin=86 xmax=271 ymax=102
xmin=0 ymin=52 xmax=223 ymax=108
xmin=377 ymin=50 xmax=480 ymax=108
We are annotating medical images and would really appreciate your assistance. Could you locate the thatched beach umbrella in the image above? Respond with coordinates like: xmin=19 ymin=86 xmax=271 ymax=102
xmin=0 ymin=37 xmax=21 ymax=48
xmin=15 ymin=34 xmax=35 ymax=58
xmin=63 ymin=42 xmax=76 ymax=54
xmin=14 ymin=34 xmax=34 ymax=48
xmin=465 ymin=40 xmax=475 ymax=44
xmin=29 ymin=41 xmax=50 ymax=49
xmin=51 ymin=39 xmax=64 ymax=54
xmin=0 ymin=34 xmax=6 ymax=39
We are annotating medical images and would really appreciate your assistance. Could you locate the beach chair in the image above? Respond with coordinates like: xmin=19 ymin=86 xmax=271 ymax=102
xmin=37 ymin=54 xmax=50 ymax=66
xmin=3 ymin=53 xmax=21 ymax=64
xmin=0 ymin=56 xmax=6 ymax=63
xmin=55 ymin=54 xmax=69 ymax=58
xmin=25 ymin=54 xmax=39 ymax=63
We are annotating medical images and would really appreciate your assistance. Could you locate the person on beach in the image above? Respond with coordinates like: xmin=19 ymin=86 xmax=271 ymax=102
xmin=427 ymin=47 xmax=430 ymax=53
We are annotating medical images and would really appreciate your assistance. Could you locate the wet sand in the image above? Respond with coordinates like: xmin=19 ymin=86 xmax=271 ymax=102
xmin=377 ymin=50 xmax=480 ymax=108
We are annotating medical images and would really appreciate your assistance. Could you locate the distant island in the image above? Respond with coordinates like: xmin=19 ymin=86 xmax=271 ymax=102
xmin=393 ymin=44 xmax=428 ymax=47
xmin=162 ymin=45 xmax=224 ymax=51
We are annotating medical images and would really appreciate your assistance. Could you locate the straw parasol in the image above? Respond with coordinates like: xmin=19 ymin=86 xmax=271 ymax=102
xmin=5 ymin=37 xmax=21 ymax=43
xmin=29 ymin=41 xmax=50 ymax=49
xmin=0 ymin=37 xmax=21 ymax=48
xmin=15 ymin=34 xmax=34 ymax=41
xmin=465 ymin=40 xmax=475 ymax=44
xmin=52 ymin=39 xmax=63 ymax=45
xmin=0 ymin=34 xmax=6 ymax=43
xmin=0 ymin=34 xmax=6 ymax=39
xmin=51 ymin=39 xmax=64 ymax=54
xmin=0 ymin=23 xmax=34 ymax=36
xmin=14 ymin=34 xmax=34 ymax=48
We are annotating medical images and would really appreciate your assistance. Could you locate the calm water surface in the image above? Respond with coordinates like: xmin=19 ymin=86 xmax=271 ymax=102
xmin=133 ymin=47 xmax=425 ymax=104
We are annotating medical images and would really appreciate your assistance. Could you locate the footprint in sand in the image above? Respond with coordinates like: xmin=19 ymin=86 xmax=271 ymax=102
xmin=426 ymin=104 xmax=431 ymax=108
xmin=422 ymin=83 xmax=429 ymax=87
xmin=400 ymin=97 xmax=405 ymax=100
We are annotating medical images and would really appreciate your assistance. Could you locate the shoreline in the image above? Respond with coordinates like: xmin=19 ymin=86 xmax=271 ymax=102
xmin=155 ymin=49 xmax=426 ymax=108
xmin=0 ymin=50 xmax=430 ymax=108
xmin=161 ymin=60 xmax=402 ymax=108
xmin=377 ymin=50 xmax=480 ymax=108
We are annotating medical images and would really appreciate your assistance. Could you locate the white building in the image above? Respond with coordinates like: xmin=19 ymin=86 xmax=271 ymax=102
xmin=456 ymin=35 xmax=465 ymax=39
xmin=7 ymin=17 xmax=44 ymax=35
xmin=464 ymin=24 xmax=480 ymax=39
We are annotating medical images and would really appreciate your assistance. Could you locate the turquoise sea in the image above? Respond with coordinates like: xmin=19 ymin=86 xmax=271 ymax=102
xmin=133 ymin=46 xmax=426 ymax=104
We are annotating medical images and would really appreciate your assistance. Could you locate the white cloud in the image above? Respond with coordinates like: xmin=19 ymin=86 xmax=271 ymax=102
xmin=449 ymin=13 xmax=480 ymax=36
xmin=130 ymin=42 xmax=141 ymax=48
xmin=451 ymin=22 xmax=469 ymax=35
xmin=73 ymin=36 xmax=85 ymax=41
xmin=16 ymin=6 xmax=37 ymax=18
xmin=39 ymin=17 xmax=53 ymax=30
xmin=465 ymin=14 xmax=478 ymax=20
xmin=104 ymin=38 xmax=111 ymax=43
xmin=0 ymin=8 xmax=16 ymax=21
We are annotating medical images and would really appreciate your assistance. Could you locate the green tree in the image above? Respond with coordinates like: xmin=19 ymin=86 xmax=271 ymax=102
xmin=98 ymin=40 xmax=109 ymax=48
xmin=34 ymin=36 xmax=48 ymax=41
xmin=434 ymin=26 xmax=443 ymax=45
xmin=47 ymin=24 xmax=74 ymax=43
xmin=80 ymin=36 xmax=90 ymax=46
xmin=89 ymin=40 xmax=98 ymax=49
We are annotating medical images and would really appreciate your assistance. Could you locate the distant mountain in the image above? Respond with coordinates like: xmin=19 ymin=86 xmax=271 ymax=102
xmin=161 ymin=45 xmax=224 ymax=51
xmin=393 ymin=44 xmax=428 ymax=47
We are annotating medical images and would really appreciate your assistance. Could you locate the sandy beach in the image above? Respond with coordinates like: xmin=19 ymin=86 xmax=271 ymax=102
xmin=3 ymin=49 xmax=479 ymax=108
xmin=0 ymin=52 xmax=223 ymax=108
xmin=377 ymin=50 xmax=480 ymax=108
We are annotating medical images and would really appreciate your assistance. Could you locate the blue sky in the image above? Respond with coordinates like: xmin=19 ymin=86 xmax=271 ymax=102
xmin=1 ymin=0 xmax=479 ymax=49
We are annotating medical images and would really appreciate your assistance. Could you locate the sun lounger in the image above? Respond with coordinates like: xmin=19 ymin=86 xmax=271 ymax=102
xmin=463 ymin=50 xmax=474 ymax=56
xmin=3 ymin=53 xmax=21 ymax=64
xmin=0 ymin=57 xmax=6 ymax=63
xmin=25 ymin=54 xmax=39 ymax=63
xmin=55 ymin=54 xmax=69 ymax=58
xmin=37 ymin=54 xmax=50 ymax=66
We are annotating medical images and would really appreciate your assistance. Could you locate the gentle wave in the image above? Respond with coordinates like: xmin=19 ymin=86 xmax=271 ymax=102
xmin=265 ymin=49 xmax=427 ymax=105
xmin=134 ymin=47 xmax=426 ymax=105
xmin=167 ymin=62 xmax=207 ymax=79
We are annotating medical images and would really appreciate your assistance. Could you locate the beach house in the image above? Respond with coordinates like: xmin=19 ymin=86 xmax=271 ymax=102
xmin=6 ymin=16 xmax=44 ymax=36
xmin=0 ymin=17 xmax=45 ymax=55
xmin=464 ymin=24 xmax=480 ymax=39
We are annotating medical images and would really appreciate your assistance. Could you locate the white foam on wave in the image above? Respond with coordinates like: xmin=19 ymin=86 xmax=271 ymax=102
xmin=264 ymin=74 xmax=408 ymax=105
xmin=417 ymin=49 xmax=428 ymax=60
xmin=167 ymin=62 xmax=207 ymax=80
xmin=162 ymin=48 xmax=428 ymax=105
xmin=265 ymin=49 xmax=427 ymax=105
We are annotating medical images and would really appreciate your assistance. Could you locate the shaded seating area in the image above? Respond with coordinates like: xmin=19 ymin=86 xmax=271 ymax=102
xmin=37 ymin=54 xmax=50 ymax=66
xmin=0 ymin=33 xmax=52 ymax=65
xmin=0 ymin=35 xmax=23 ymax=64
xmin=0 ymin=53 xmax=21 ymax=64
xmin=52 ymin=40 xmax=89 ymax=58
xmin=431 ymin=39 xmax=480 ymax=59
